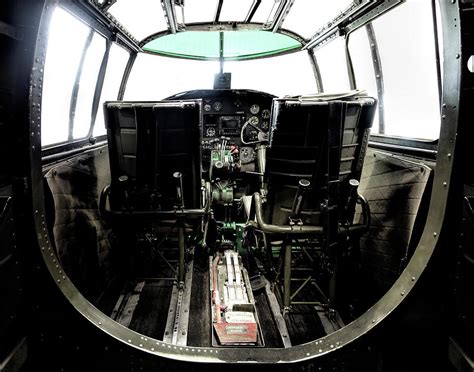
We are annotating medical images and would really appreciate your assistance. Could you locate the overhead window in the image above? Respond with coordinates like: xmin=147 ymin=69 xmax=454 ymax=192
xmin=281 ymin=0 xmax=354 ymax=38
xmin=184 ymin=0 xmax=218 ymax=24
xmin=219 ymin=0 xmax=254 ymax=22
xmin=142 ymin=30 xmax=301 ymax=61
xmin=108 ymin=0 xmax=167 ymax=40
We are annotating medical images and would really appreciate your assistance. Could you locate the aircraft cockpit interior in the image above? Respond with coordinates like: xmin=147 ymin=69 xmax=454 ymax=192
xmin=97 ymin=87 xmax=375 ymax=348
xmin=2 ymin=0 xmax=473 ymax=370
xmin=35 ymin=0 xmax=442 ymax=363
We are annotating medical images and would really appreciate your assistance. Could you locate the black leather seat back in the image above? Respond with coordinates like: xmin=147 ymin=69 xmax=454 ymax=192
xmin=265 ymin=97 xmax=377 ymax=226
xmin=104 ymin=100 xmax=202 ymax=211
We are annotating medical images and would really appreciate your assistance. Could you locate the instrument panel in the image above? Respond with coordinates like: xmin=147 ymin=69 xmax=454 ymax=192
xmin=165 ymin=89 xmax=275 ymax=177
xmin=165 ymin=89 xmax=275 ymax=145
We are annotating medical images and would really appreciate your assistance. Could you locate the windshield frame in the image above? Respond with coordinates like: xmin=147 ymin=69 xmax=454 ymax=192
xmin=139 ymin=22 xmax=307 ymax=61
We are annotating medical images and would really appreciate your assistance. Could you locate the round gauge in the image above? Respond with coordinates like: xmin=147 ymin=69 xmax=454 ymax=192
xmin=206 ymin=127 xmax=216 ymax=137
xmin=240 ymin=147 xmax=255 ymax=164
xmin=260 ymin=121 xmax=269 ymax=130
xmin=250 ymin=104 xmax=260 ymax=115
xmin=213 ymin=101 xmax=223 ymax=111
xmin=249 ymin=116 xmax=259 ymax=126
xmin=204 ymin=103 xmax=212 ymax=112
xmin=261 ymin=109 xmax=271 ymax=119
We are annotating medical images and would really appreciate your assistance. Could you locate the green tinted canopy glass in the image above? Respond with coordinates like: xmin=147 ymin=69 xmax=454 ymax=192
xmin=142 ymin=30 xmax=301 ymax=61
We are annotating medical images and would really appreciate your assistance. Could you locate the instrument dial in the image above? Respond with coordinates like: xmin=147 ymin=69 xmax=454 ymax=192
xmin=240 ymin=147 xmax=255 ymax=164
xmin=261 ymin=121 xmax=269 ymax=130
xmin=261 ymin=109 xmax=271 ymax=119
xmin=213 ymin=101 xmax=223 ymax=111
xmin=206 ymin=127 xmax=216 ymax=137
xmin=249 ymin=116 xmax=259 ymax=126
xmin=204 ymin=103 xmax=212 ymax=112
xmin=250 ymin=104 xmax=260 ymax=115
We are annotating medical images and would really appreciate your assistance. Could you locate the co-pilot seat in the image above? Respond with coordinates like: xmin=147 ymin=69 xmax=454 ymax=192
xmin=246 ymin=93 xmax=377 ymax=312
xmin=100 ymin=100 xmax=205 ymax=284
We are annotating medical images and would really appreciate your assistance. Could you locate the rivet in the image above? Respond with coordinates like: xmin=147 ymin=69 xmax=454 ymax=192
xmin=319 ymin=349 xmax=323 ymax=353
xmin=98 ymin=322 xmax=102 ymax=325
xmin=443 ymin=182 xmax=447 ymax=187
xmin=57 ymin=279 xmax=61 ymax=283
xmin=447 ymin=153 xmax=452 ymax=158
xmin=151 ymin=348 xmax=155 ymax=351
xmin=401 ymin=291 xmax=405 ymax=296
xmin=307 ymin=353 xmax=311 ymax=356
xmin=372 ymin=319 xmax=376 ymax=323
xmin=456 ymin=54 xmax=460 ymax=59
xmin=442 ymin=115 xmax=446 ymax=119
xmin=412 ymin=276 xmax=416 ymax=281
xmin=434 ymin=232 xmax=437 ymax=237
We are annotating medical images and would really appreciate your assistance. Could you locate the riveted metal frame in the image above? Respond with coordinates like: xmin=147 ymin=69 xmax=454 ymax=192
xmin=29 ymin=0 xmax=464 ymax=364
xmin=304 ymin=0 xmax=405 ymax=52
xmin=117 ymin=51 xmax=136 ymax=100
xmin=365 ymin=23 xmax=385 ymax=135
xmin=307 ymin=48 xmax=324 ymax=93
xmin=87 ymin=39 xmax=111 ymax=138
xmin=68 ymin=30 xmax=94 ymax=142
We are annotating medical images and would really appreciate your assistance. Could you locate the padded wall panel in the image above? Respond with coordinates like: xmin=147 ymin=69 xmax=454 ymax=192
xmin=45 ymin=148 xmax=114 ymax=299
xmin=355 ymin=149 xmax=432 ymax=298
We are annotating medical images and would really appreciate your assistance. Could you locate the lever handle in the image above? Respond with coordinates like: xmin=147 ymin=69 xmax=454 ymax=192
xmin=173 ymin=171 xmax=185 ymax=208
xmin=292 ymin=179 xmax=311 ymax=216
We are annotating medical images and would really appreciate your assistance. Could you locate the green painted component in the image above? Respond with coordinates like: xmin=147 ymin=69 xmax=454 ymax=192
xmin=236 ymin=224 xmax=245 ymax=255
xmin=211 ymin=149 xmax=232 ymax=161
xmin=223 ymin=221 xmax=236 ymax=230
xmin=142 ymin=30 xmax=301 ymax=61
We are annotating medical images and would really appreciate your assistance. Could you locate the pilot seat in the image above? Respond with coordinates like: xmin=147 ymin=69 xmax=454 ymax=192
xmin=100 ymin=100 xmax=206 ymax=287
xmin=245 ymin=93 xmax=377 ymax=319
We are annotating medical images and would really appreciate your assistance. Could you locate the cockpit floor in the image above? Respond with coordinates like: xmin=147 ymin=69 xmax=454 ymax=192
xmin=111 ymin=247 xmax=329 ymax=347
